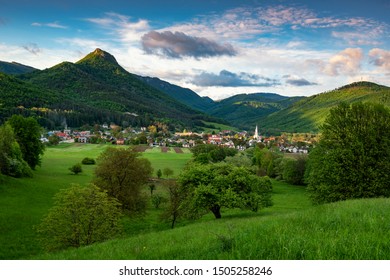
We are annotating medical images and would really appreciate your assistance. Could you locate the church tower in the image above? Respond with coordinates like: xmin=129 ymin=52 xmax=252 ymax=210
xmin=254 ymin=125 xmax=259 ymax=140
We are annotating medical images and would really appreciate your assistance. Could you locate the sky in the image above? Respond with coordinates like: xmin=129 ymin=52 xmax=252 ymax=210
xmin=1 ymin=0 xmax=390 ymax=100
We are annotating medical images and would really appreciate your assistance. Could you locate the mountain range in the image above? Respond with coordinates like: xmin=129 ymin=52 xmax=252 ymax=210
xmin=1 ymin=49 xmax=390 ymax=134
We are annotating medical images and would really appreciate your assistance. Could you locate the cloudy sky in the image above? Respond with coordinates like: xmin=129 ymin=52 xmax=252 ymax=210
xmin=1 ymin=0 xmax=389 ymax=99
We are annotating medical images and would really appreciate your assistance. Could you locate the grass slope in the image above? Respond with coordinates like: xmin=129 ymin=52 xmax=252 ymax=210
xmin=38 ymin=197 xmax=390 ymax=260
xmin=0 ymin=144 xmax=192 ymax=259
xmin=259 ymin=81 xmax=390 ymax=134
xmin=2 ymin=143 xmax=389 ymax=260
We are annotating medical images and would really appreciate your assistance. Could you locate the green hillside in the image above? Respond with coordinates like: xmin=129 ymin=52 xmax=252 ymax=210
xmin=207 ymin=93 xmax=304 ymax=130
xmin=38 ymin=197 xmax=390 ymax=260
xmin=0 ymin=61 xmax=37 ymax=75
xmin=0 ymin=73 xmax=60 ymax=123
xmin=138 ymin=75 xmax=215 ymax=112
xmin=258 ymin=82 xmax=390 ymax=134
xmin=2 ymin=143 xmax=390 ymax=260
xmin=14 ymin=48 xmax=217 ymax=129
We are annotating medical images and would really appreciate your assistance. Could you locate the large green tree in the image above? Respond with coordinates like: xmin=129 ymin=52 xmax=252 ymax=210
xmin=178 ymin=163 xmax=272 ymax=219
xmin=306 ymin=102 xmax=390 ymax=204
xmin=7 ymin=115 xmax=45 ymax=170
xmin=37 ymin=184 xmax=122 ymax=251
xmin=93 ymin=147 xmax=153 ymax=214
xmin=0 ymin=123 xmax=32 ymax=177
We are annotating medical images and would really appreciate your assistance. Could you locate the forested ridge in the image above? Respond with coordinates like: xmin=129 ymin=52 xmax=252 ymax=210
xmin=1 ymin=49 xmax=218 ymax=129
xmin=1 ymin=49 xmax=390 ymax=133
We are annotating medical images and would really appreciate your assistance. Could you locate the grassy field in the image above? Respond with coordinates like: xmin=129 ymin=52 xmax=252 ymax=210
xmin=2 ymin=143 xmax=390 ymax=260
xmin=0 ymin=144 xmax=192 ymax=259
xmin=36 ymin=197 xmax=390 ymax=260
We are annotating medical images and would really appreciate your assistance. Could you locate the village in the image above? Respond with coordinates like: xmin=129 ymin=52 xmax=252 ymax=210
xmin=41 ymin=123 xmax=316 ymax=154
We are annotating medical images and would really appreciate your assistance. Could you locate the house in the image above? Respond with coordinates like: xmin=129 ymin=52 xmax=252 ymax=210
xmin=208 ymin=135 xmax=222 ymax=145
xmin=78 ymin=137 xmax=88 ymax=143
xmin=116 ymin=139 xmax=125 ymax=145
xmin=222 ymin=141 xmax=235 ymax=149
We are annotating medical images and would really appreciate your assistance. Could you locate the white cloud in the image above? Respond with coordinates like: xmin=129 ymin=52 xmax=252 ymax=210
xmin=85 ymin=12 xmax=150 ymax=44
xmin=0 ymin=43 xmax=79 ymax=69
xmin=31 ymin=21 xmax=67 ymax=29
xmin=321 ymin=48 xmax=364 ymax=76
xmin=369 ymin=48 xmax=390 ymax=73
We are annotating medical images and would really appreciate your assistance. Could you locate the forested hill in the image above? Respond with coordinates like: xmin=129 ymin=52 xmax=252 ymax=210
xmin=137 ymin=76 xmax=215 ymax=112
xmin=257 ymin=81 xmax=390 ymax=134
xmin=0 ymin=61 xmax=37 ymax=75
xmin=8 ymin=48 xmax=218 ymax=129
xmin=206 ymin=92 xmax=305 ymax=130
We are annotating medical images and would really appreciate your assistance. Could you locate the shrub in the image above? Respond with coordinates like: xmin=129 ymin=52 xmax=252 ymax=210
xmin=81 ymin=157 xmax=96 ymax=165
xmin=69 ymin=163 xmax=82 ymax=175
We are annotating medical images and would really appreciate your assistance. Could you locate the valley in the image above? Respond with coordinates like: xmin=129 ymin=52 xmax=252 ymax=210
xmin=1 ymin=49 xmax=390 ymax=134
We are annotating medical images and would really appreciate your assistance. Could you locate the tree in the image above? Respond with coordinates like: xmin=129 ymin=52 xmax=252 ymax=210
xmin=69 ymin=163 xmax=83 ymax=175
xmin=93 ymin=147 xmax=153 ymax=214
xmin=7 ymin=115 xmax=45 ymax=169
xmin=163 ymin=167 xmax=174 ymax=178
xmin=156 ymin=169 xmax=162 ymax=179
xmin=306 ymin=102 xmax=390 ymax=204
xmin=161 ymin=180 xmax=185 ymax=228
xmin=191 ymin=144 xmax=238 ymax=164
xmin=149 ymin=184 xmax=156 ymax=196
xmin=36 ymin=184 xmax=122 ymax=251
xmin=0 ymin=123 xmax=32 ymax=177
xmin=48 ymin=134 xmax=61 ymax=146
xmin=151 ymin=194 xmax=164 ymax=209
xmin=178 ymin=163 xmax=272 ymax=219
xmin=280 ymin=156 xmax=307 ymax=185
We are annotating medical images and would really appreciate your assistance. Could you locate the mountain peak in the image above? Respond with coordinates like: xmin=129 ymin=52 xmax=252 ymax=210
xmin=77 ymin=48 xmax=119 ymax=66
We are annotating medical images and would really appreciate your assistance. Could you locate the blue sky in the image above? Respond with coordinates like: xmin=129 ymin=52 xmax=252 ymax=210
xmin=1 ymin=0 xmax=389 ymax=99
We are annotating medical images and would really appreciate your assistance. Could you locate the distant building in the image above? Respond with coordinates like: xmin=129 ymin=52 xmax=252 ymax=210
xmin=254 ymin=125 xmax=259 ymax=140
xmin=208 ymin=135 xmax=222 ymax=145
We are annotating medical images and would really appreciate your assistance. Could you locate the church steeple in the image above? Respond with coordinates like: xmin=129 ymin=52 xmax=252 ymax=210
xmin=254 ymin=125 xmax=259 ymax=140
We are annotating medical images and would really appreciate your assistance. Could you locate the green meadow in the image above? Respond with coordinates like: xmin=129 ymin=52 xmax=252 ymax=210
xmin=1 ymin=143 xmax=390 ymax=260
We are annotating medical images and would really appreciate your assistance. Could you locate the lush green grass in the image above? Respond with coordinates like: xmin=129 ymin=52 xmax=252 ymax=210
xmin=4 ymin=143 xmax=388 ymax=260
xmin=0 ymin=144 xmax=96 ymax=259
xmin=143 ymin=147 xmax=192 ymax=178
xmin=37 ymin=198 xmax=390 ymax=260
xmin=0 ymin=143 xmax=192 ymax=259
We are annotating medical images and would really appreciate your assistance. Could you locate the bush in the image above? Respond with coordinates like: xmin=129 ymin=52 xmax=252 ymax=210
xmin=69 ymin=163 xmax=82 ymax=175
xmin=36 ymin=184 xmax=122 ymax=251
xmin=81 ymin=157 xmax=96 ymax=165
